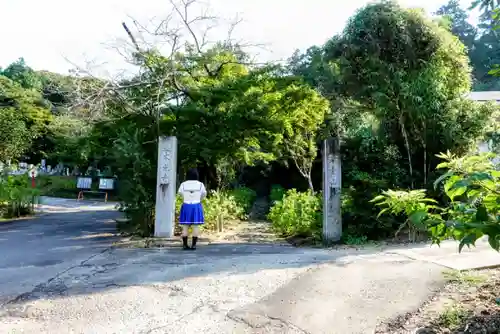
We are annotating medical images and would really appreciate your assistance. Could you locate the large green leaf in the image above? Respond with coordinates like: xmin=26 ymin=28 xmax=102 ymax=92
xmin=459 ymin=233 xmax=479 ymax=252
xmin=475 ymin=206 xmax=489 ymax=222
xmin=409 ymin=210 xmax=428 ymax=226
xmin=488 ymin=236 xmax=500 ymax=251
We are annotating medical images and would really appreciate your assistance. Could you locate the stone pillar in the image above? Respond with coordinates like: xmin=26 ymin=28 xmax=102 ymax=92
xmin=322 ymin=137 xmax=342 ymax=243
xmin=155 ymin=136 xmax=178 ymax=237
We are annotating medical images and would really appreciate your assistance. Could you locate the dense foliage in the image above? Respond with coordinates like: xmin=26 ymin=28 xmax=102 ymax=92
xmin=291 ymin=0 xmax=499 ymax=240
xmin=1 ymin=0 xmax=499 ymax=242
xmin=372 ymin=152 xmax=500 ymax=250
xmin=268 ymin=189 xmax=322 ymax=239
xmin=0 ymin=173 xmax=39 ymax=218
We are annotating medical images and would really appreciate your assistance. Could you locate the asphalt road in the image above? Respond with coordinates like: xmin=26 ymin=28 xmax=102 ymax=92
xmin=0 ymin=210 xmax=120 ymax=306
xmin=0 ymin=209 xmax=447 ymax=334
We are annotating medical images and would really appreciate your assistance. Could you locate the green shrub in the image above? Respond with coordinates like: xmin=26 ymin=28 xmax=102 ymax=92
xmin=372 ymin=151 xmax=500 ymax=251
xmin=174 ymin=190 xmax=245 ymax=233
xmin=203 ymin=190 xmax=243 ymax=232
xmin=228 ymin=186 xmax=256 ymax=219
xmin=37 ymin=175 xmax=76 ymax=198
xmin=267 ymin=189 xmax=322 ymax=239
xmin=370 ymin=189 xmax=440 ymax=242
xmin=270 ymin=184 xmax=285 ymax=204
xmin=342 ymin=234 xmax=369 ymax=245
xmin=341 ymin=183 xmax=399 ymax=239
xmin=0 ymin=174 xmax=39 ymax=218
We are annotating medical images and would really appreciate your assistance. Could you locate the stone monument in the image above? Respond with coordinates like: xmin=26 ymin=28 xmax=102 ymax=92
xmin=154 ymin=136 xmax=178 ymax=237
xmin=322 ymin=138 xmax=342 ymax=243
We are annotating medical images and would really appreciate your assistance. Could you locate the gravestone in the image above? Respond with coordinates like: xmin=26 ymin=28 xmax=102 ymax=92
xmin=53 ymin=163 xmax=64 ymax=175
xmin=322 ymin=138 xmax=342 ymax=243
xmin=154 ymin=136 xmax=178 ymax=237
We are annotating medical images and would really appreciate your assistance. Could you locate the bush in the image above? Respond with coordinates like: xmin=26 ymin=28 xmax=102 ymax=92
xmin=228 ymin=186 xmax=256 ymax=219
xmin=203 ymin=190 xmax=243 ymax=232
xmin=174 ymin=189 xmax=247 ymax=234
xmin=372 ymin=152 xmax=500 ymax=251
xmin=267 ymin=189 xmax=322 ymax=239
xmin=370 ymin=189 xmax=440 ymax=242
xmin=37 ymin=175 xmax=76 ymax=198
xmin=270 ymin=184 xmax=285 ymax=204
xmin=341 ymin=182 xmax=400 ymax=240
xmin=0 ymin=174 xmax=39 ymax=218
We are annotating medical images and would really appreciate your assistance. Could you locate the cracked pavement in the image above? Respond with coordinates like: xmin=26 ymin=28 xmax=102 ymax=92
xmin=0 ymin=208 xmax=447 ymax=334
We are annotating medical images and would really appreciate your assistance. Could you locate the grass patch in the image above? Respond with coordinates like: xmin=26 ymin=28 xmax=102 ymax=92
xmin=436 ymin=305 xmax=471 ymax=329
xmin=443 ymin=269 xmax=488 ymax=285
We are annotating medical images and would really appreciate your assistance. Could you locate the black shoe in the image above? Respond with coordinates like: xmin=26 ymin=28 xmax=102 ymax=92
xmin=191 ymin=237 xmax=198 ymax=250
xmin=182 ymin=236 xmax=190 ymax=250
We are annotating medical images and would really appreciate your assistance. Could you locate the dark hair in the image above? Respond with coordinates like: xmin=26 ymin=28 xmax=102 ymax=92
xmin=186 ymin=168 xmax=199 ymax=181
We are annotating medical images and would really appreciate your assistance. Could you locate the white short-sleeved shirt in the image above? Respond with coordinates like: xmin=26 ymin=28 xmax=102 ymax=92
xmin=177 ymin=180 xmax=207 ymax=204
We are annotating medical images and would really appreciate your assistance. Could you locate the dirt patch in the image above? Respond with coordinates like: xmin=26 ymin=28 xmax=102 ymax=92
xmin=210 ymin=220 xmax=286 ymax=244
xmin=376 ymin=269 xmax=500 ymax=334
xmin=114 ymin=219 xmax=287 ymax=248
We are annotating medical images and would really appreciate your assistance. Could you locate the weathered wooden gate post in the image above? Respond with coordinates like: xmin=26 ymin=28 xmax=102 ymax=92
xmin=322 ymin=137 xmax=342 ymax=243
xmin=155 ymin=136 xmax=178 ymax=237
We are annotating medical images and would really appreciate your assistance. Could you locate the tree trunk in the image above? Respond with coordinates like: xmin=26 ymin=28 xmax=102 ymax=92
xmin=399 ymin=114 xmax=414 ymax=189
xmin=423 ymin=121 xmax=427 ymax=187
xmin=423 ymin=141 xmax=427 ymax=187
xmin=322 ymin=137 xmax=342 ymax=244
xmin=306 ymin=174 xmax=314 ymax=193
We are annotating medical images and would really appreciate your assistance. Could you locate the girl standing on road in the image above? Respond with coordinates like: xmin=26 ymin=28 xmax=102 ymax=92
xmin=178 ymin=168 xmax=207 ymax=250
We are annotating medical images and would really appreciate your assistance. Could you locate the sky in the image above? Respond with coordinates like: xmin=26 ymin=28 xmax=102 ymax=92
xmin=0 ymin=0 xmax=479 ymax=77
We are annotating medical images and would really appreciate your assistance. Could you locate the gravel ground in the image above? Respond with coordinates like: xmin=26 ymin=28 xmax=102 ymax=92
xmin=0 ymin=245 xmax=446 ymax=334
xmin=0 ymin=207 xmax=456 ymax=334
xmin=376 ymin=269 xmax=500 ymax=334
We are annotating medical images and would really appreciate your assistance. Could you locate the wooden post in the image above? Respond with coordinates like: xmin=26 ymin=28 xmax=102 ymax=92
xmin=322 ymin=137 xmax=342 ymax=244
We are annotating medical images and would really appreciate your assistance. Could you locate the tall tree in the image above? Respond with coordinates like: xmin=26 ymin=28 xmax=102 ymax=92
xmin=474 ymin=5 xmax=500 ymax=90
xmin=1 ymin=58 xmax=43 ymax=91
xmin=325 ymin=0 xmax=492 ymax=189
xmin=435 ymin=0 xmax=477 ymax=53
xmin=470 ymin=0 xmax=500 ymax=18
xmin=0 ymin=75 xmax=52 ymax=162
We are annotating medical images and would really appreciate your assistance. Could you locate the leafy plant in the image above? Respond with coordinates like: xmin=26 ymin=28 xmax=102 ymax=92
xmin=372 ymin=151 xmax=500 ymax=251
xmin=202 ymin=190 xmax=243 ymax=232
xmin=111 ymin=126 xmax=157 ymax=237
xmin=0 ymin=174 xmax=39 ymax=218
xmin=431 ymin=152 xmax=500 ymax=251
xmin=270 ymin=184 xmax=286 ymax=204
xmin=267 ymin=189 xmax=322 ymax=239
xmin=228 ymin=186 xmax=256 ymax=219
xmin=37 ymin=175 xmax=76 ymax=198
xmin=371 ymin=189 xmax=442 ymax=242
xmin=342 ymin=234 xmax=369 ymax=245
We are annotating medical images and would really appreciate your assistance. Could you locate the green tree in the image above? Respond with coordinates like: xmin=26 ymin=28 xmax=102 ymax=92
xmin=324 ymin=1 xmax=489 ymax=189
xmin=0 ymin=75 xmax=52 ymax=162
xmin=82 ymin=42 xmax=330 ymax=235
xmin=0 ymin=108 xmax=30 ymax=162
xmin=436 ymin=0 xmax=477 ymax=54
xmin=470 ymin=0 xmax=500 ymax=18
xmin=1 ymin=58 xmax=43 ymax=91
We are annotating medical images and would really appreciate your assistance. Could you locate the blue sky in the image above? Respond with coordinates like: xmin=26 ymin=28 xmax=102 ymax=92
xmin=0 ymin=0 xmax=478 ymax=76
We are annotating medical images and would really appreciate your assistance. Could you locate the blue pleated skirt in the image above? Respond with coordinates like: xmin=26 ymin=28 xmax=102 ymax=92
xmin=179 ymin=203 xmax=205 ymax=225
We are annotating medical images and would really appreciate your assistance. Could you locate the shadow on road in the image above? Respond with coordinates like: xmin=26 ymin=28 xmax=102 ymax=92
xmin=0 ymin=209 xmax=380 ymax=308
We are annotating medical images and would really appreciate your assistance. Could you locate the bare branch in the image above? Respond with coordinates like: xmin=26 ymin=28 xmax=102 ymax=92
xmin=61 ymin=0 xmax=275 ymax=123
xmin=122 ymin=22 xmax=140 ymax=52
